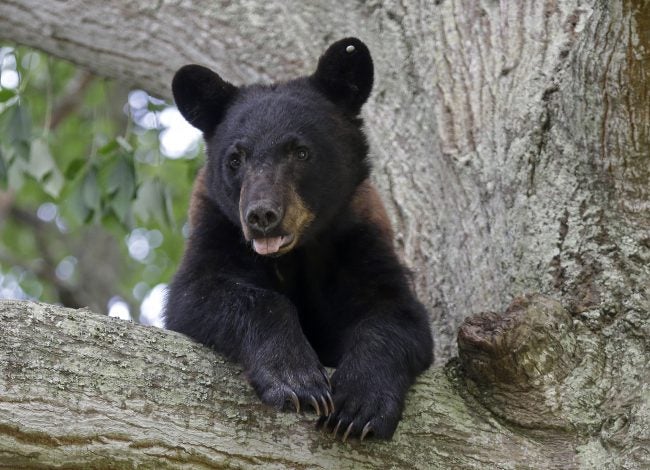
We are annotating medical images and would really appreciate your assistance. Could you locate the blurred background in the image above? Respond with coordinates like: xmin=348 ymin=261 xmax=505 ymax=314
xmin=0 ymin=43 xmax=204 ymax=326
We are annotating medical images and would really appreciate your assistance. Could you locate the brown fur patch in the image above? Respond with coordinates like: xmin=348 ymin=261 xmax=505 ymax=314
xmin=350 ymin=179 xmax=394 ymax=245
xmin=281 ymin=186 xmax=315 ymax=249
xmin=188 ymin=166 xmax=208 ymax=229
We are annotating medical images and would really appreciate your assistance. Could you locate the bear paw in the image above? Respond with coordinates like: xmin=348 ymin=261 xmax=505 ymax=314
xmin=317 ymin=372 xmax=403 ymax=441
xmin=247 ymin=362 xmax=333 ymax=417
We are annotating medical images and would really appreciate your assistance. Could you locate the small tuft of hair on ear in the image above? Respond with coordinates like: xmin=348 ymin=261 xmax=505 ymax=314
xmin=310 ymin=37 xmax=374 ymax=115
xmin=171 ymin=64 xmax=238 ymax=134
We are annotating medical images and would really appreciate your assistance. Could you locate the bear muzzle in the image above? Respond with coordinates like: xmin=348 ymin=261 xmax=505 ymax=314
xmin=239 ymin=187 xmax=314 ymax=257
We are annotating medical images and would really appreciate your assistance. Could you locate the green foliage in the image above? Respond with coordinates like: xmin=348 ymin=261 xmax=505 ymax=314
xmin=0 ymin=44 xmax=203 ymax=320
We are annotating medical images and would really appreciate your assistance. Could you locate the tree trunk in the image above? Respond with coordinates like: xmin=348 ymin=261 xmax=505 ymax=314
xmin=0 ymin=0 xmax=648 ymax=468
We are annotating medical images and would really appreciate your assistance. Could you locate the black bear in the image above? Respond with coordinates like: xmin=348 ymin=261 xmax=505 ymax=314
xmin=164 ymin=38 xmax=433 ymax=441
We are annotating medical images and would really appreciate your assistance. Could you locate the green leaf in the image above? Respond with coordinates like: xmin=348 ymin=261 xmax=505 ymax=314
xmin=12 ymin=141 xmax=30 ymax=162
xmin=98 ymin=139 xmax=119 ymax=156
xmin=132 ymin=179 xmax=155 ymax=223
xmin=26 ymin=137 xmax=64 ymax=197
xmin=133 ymin=178 xmax=170 ymax=225
xmin=6 ymin=156 xmax=27 ymax=190
xmin=28 ymin=138 xmax=55 ymax=181
xmin=107 ymin=156 xmax=133 ymax=193
xmin=82 ymin=168 xmax=100 ymax=212
xmin=147 ymin=96 xmax=167 ymax=112
xmin=67 ymin=180 xmax=92 ymax=224
xmin=0 ymin=88 xmax=16 ymax=103
xmin=64 ymin=159 xmax=86 ymax=179
xmin=109 ymin=157 xmax=136 ymax=224
xmin=7 ymin=103 xmax=31 ymax=144
xmin=42 ymin=168 xmax=64 ymax=198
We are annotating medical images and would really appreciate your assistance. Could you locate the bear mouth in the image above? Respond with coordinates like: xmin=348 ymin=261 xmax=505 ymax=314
xmin=252 ymin=234 xmax=295 ymax=256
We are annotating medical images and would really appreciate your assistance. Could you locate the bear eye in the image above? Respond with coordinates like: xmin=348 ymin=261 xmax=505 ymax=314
xmin=295 ymin=148 xmax=310 ymax=161
xmin=228 ymin=153 xmax=242 ymax=170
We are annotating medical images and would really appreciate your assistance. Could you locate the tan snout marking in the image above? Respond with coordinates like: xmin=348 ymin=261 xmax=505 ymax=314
xmin=279 ymin=186 xmax=315 ymax=251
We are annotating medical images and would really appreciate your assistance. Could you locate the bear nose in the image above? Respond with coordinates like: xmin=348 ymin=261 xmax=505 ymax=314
xmin=245 ymin=200 xmax=283 ymax=232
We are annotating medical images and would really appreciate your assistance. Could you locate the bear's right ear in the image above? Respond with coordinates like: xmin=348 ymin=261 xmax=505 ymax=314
xmin=171 ymin=64 xmax=238 ymax=134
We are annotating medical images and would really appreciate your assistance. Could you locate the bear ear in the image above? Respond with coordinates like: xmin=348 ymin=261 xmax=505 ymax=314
xmin=171 ymin=64 xmax=238 ymax=134
xmin=310 ymin=37 xmax=374 ymax=115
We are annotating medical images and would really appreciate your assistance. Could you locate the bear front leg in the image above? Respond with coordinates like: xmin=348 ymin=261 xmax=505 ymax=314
xmin=242 ymin=296 xmax=335 ymax=416
xmin=165 ymin=280 xmax=333 ymax=416
xmin=319 ymin=301 xmax=433 ymax=440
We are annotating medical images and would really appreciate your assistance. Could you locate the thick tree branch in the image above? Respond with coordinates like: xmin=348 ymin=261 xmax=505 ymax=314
xmin=0 ymin=299 xmax=593 ymax=469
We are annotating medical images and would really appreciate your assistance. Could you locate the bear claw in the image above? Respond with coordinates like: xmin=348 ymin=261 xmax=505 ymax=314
xmin=289 ymin=390 xmax=300 ymax=413
xmin=320 ymin=396 xmax=330 ymax=415
xmin=342 ymin=422 xmax=355 ymax=442
xmin=309 ymin=395 xmax=321 ymax=415
xmin=360 ymin=422 xmax=372 ymax=441
xmin=316 ymin=414 xmax=332 ymax=430
xmin=318 ymin=415 xmax=373 ymax=441
xmin=326 ymin=392 xmax=334 ymax=412
xmin=332 ymin=419 xmax=343 ymax=437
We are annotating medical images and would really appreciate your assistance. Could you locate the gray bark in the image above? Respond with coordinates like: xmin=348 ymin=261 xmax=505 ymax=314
xmin=0 ymin=298 xmax=635 ymax=468
xmin=0 ymin=0 xmax=648 ymax=468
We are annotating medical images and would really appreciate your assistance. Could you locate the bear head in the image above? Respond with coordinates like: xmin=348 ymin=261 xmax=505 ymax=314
xmin=172 ymin=38 xmax=374 ymax=256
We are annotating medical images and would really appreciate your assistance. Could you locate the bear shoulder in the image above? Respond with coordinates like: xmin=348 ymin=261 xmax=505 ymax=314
xmin=349 ymin=180 xmax=394 ymax=245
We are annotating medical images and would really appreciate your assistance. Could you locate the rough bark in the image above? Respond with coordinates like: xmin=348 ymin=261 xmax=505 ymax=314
xmin=0 ymin=0 xmax=648 ymax=468
xmin=0 ymin=299 xmax=630 ymax=468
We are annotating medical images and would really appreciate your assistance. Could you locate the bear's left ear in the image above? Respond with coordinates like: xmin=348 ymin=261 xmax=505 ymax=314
xmin=172 ymin=64 xmax=238 ymax=134
xmin=310 ymin=37 xmax=374 ymax=115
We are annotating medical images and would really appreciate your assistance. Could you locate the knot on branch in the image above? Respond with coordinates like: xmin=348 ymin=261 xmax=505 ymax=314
xmin=456 ymin=294 xmax=593 ymax=431
xmin=458 ymin=294 xmax=576 ymax=388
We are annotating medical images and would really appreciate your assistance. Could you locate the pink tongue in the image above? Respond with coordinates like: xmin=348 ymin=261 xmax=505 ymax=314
xmin=253 ymin=237 xmax=285 ymax=255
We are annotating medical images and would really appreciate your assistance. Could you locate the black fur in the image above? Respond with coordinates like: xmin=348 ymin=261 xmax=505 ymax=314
xmin=310 ymin=37 xmax=374 ymax=115
xmin=172 ymin=64 xmax=238 ymax=134
xmin=165 ymin=38 xmax=433 ymax=440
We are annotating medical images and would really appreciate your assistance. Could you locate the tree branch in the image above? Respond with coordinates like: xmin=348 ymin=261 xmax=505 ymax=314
xmin=48 ymin=70 xmax=95 ymax=131
xmin=0 ymin=299 xmax=589 ymax=469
